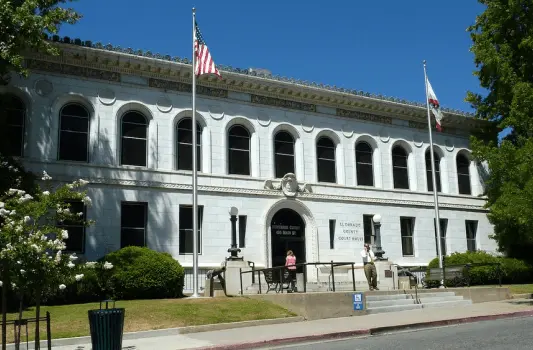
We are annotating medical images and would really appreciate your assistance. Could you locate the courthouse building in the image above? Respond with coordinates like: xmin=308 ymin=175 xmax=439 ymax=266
xmin=0 ymin=37 xmax=495 ymax=291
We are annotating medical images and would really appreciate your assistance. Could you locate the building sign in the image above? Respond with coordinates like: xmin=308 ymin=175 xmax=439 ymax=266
xmin=353 ymin=292 xmax=364 ymax=310
xmin=337 ymin=221 xmax=364 ymax=242
xmin=272 ymin=224 xmax=301 ymax=237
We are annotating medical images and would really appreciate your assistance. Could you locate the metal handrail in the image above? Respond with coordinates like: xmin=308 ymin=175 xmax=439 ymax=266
xmin=239 ymin=261 xmax=357 ymax=295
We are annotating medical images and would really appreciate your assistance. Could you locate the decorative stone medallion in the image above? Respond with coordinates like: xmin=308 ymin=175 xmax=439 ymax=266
xmin=208 ymin=105 xmax=225 ymax=120
xmin=300 ymin=117 xmax=314 ymax=133
xmin=413 ymin=133 xmax=424 ymax=148
xmin=257 ymin=110 xmax=271 ymax=127
xmin=34 ymin=79 xmax=53 ymax=97
xmin=444 ymin=139 xmax=454 ymax=152
xmin=263 ymin=173 xmax=312 ymax=198
xmin=98 ymin=88 xmax=116 ymax=105
xmin=156 ymin=95 xmax=172 ymax=113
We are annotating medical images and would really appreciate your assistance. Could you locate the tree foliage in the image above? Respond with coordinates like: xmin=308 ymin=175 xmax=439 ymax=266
xmin=466 ymin=0 xmax=533 ymax=260
xmin=0 ymin=0 xmax=81 ymax=84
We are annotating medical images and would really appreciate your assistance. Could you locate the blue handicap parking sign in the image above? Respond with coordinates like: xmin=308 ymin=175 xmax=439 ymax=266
xmin=353 ymin=292 xmax=364 ymax=311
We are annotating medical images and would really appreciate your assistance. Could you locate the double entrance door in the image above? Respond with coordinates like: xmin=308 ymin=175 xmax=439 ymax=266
xmin=270 ymin=208 xmax=306 ymax=274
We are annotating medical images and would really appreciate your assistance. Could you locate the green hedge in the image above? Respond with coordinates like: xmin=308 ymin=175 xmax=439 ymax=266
xmin=106 ymin=246 xmax=185 ymax=300
xmin=40 ymin=247 xmax=185 ymax=306
xmin=427 ymin=251 xmax=533 ymax=286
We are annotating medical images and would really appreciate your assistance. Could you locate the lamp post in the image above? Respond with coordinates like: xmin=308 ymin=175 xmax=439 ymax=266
xmin=228 ymin=206 xmax=241 ymax=260
xmin=372 ymin=214 xmax=386 ymax=260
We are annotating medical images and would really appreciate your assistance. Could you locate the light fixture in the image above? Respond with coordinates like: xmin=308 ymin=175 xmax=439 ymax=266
xmin=229 ymin=206 xmax=238 ymax=217
xmin=372 ymin=214 xmax=382 ymax=224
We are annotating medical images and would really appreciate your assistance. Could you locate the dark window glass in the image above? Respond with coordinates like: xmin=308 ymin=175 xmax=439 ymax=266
xmin=179 ymin=205 xmax=204 ymax=254
xmin=356 ymin=142 xmax=374 ymax=186
xmin=57 ymin=201 xmax=86 ymax=253
xmin=274 ymin=131 xmax=295 ymax=178
xmin=59 ymin=104 xmax=90 ymax=162
xmin=434 ymin=218 xmax=448 ymax=256
xmin=465 ymin=220 xmax=478 ymax=252
xmin=228 ymin=125 xmax=250 ymax=175
xmin=121 ymin=202 xmax=147 ymax=248
xmin=363 ymin=215 xmax=374 ymax=245
xmin=457 ymin=154 xmax=471 ymax=195
xmin=316 ymin=136 xmax=336 ymax=183
xmin=121 ymin=112 xmax=148 ymax=166
xmin=0 ymin=94 xmax=25 ymax=157
xmin=392 ymin=146 xmax=409 ymax=189
xmin=425 ymin=150 xmax=442 ymax=192
xmin=177 ymin=118 xmax=202 ymax=171
xmin=400 ymin=217 xmax=415 ymax=256
xmin=238 ymin=215 xmax=247 ymax=248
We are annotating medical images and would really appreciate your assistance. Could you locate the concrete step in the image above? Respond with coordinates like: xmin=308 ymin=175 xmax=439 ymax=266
xmin=416 ymin=292 xmax=456 ymax=298
xmin=366 ymin=298 xmax=416 ymax=308
xmin=367 ymin=303 xmax=423 ymax=314
xmin=366 ymin=294 xmax=411 ymax=302
xmin=418 ymin=296 xmax=465 ymax=304
xmin=422 ymin=299 xmax=473 ymax=309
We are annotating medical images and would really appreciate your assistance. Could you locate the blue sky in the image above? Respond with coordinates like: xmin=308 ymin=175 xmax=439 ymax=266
xmin=59 ymin=0 xmax=486 ymax=113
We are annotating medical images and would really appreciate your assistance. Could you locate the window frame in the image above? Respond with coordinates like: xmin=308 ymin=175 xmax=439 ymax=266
xmin=273 ymin=130 xmax=296 ymax=178
xmin=227 ymin=124 xmax=251 ymax=176
xmin=400 ymin=217 xmax=415 ymax=257
xmin=465 ymin=220 xmax=478 ymax=252
xmin=0 ymin=94 xmax=26 ymax=157
xmin=316 ymin=136 xmax=337 ymax=183
xmin=178 ymin=205 xmax=204 ymax=255
xmin=457 ymin=153 xmax=472 ymax=195
xmin=120 ymin=201 xmax=148 ymax=248
xmin=355 ymin=141 xmax=374 ymax=187
xmin=425 ymin=150 xmax=442 ymax=192
xmin=176 ymin=117 xmax=202 ymax=171
xmin=56 ymin=200 xmax=86 ymax=254
xmin=392 ymin=145 xmax=410 ymax=189
xmin=58 ymin=103 xmax=90 ymax=162
xmin=120 ymin=111 xmax=149 ymax=167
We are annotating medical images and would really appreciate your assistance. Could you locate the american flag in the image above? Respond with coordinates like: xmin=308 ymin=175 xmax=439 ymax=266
xmin=194 ymin=21 xmax=221 ymax=77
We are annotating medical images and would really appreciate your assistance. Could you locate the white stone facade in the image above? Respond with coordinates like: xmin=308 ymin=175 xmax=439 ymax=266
xmin=0 ymin=42 xmax=496 ymax=290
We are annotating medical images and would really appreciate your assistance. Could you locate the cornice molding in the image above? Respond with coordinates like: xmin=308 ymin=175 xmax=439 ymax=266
xmin=49 ymin=174 xmax=486 ymax=212
xmin=21 ymin=39 xmax=488 ymax=132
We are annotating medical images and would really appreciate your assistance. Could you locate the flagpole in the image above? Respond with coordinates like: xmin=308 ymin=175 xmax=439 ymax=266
xmin=423 ymin=60 xmax=444 ymax=288
xmin=191 ymin=7 xmax=199 ymax=298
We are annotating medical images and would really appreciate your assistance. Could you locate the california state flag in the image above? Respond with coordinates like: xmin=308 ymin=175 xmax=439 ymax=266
xmin=426 ymin=77 xmax=444 ymax=131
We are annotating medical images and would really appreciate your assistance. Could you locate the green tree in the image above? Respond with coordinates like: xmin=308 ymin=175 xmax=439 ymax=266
xmin=466 ymin=0 xmax=533 ymax=260
xmin=0 ymin=0 xmax=81 ymax=84
xmin=0 ymin=1 xmax=81 ymax=198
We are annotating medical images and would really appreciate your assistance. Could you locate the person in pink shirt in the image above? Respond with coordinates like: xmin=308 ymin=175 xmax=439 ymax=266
xmin=285 ymin=250 xmax=297 ymax=292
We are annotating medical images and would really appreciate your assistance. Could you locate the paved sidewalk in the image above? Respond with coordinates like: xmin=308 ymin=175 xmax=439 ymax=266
xmin=50 ymin=300 xmax=533 ymax=350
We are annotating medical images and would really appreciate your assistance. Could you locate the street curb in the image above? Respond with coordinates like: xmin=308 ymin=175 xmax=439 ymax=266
xmin=5 ymin=316 xmax=304 ymax=350
xmin=189 ymin=310 xmax=533 ymax=350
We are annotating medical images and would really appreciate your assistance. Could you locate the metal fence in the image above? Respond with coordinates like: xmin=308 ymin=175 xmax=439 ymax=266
xmin=183 ymin=268 xmax=209 ymax=293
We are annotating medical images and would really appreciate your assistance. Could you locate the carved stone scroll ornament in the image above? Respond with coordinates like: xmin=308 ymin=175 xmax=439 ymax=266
xmin=263 ymin=173 xmax=312 ymax=197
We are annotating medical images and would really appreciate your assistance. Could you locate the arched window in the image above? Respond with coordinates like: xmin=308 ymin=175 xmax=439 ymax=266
xmin=228 ymin=125 xmax=250 ymax=175
xmin=392 ymin=146 xmax=409 ymax=189
xmin=274 ymin=131 xmax=295 ymax=178
xmin=425 ymin=150 xmax=442 ymax=192
xmin=0 ymin=94 xmax=25 ymax=157
xmin=457 ymin=153 xmax=471 ymax=195
xmin=356 ymin=142 xmax=374 ymax=186
xmin=316 ymin=136 xmax=336 ymax=183
xmin=121 ymin=111 xmax=148 ymax=166
xmin=58 ymin=103 xmax=90 ymax=162
xmin=176 ymin=118 xmax=202 ymax=171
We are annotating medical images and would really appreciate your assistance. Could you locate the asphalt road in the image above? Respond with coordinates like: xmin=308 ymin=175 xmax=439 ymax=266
xmin=269 ymin=316 xmax=533 ymax=350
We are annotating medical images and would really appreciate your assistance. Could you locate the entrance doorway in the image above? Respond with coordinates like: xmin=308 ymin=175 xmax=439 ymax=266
xmin=270 ymin=208 xmax=306 ymax=273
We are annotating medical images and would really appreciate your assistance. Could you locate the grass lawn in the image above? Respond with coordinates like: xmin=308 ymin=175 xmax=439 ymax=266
xmin=506 ymin=284 xmax=533 ymax=294
xmin=3 ymin=297 xmax=295 ymax=343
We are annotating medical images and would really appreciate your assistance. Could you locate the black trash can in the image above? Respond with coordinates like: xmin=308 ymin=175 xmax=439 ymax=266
xmin=88 ymin=300 xmax=125 ymax=350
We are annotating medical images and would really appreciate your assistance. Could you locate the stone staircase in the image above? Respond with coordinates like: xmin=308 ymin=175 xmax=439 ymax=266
xmin=366 ymin=291 xmax=472 ymax=314
xmin=243 ymin=281 xmax=363 ymax=294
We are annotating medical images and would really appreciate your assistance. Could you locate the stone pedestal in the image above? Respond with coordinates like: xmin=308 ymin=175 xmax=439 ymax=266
xmin=225 ymin=260 xmax=253 ymax=296
xmin=375 ymin=261 xmax=398 ymax=290
xmin=398 ymin=276 xmax=410 ymax=290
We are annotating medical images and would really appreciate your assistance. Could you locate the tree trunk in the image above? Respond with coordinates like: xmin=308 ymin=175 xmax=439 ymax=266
xmin=1 ymin=265 xmax=7 ymax=350
xmin=34 ymin=294 xmax=41 ymax=350
xmin=14 ymin=296 xmax=23 ymax=350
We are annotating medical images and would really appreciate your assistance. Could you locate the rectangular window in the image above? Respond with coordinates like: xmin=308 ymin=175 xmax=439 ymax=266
xmin=121 ymin=202 xmax=147 ymax=248
xmin=238 ymin=215 xmax=247 ymax=248
xmin=363 ymin=215 xmax=374 ymax=245
xmin=434 ymin=218 xmax=448 ymax=257
xmin=329 ymin=219 xmax=336 ymax=249
xmin=400 ymin=217 xmax=415 ymax=256
xmin=465 ymin=220 xmax=478 ymax=252
xmin=179 ymin=205 xmax=204 ymax=254
xmin=57 ymin=201 xmax=86 ymax=253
